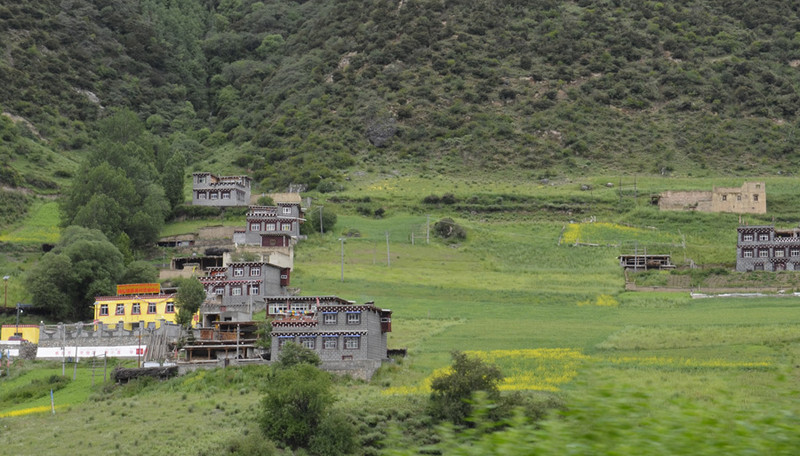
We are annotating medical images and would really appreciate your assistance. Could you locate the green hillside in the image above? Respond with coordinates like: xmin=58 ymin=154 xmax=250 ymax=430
xmin=3 ymin=2 xmax=800 ymax=453
xmin=2 ymin=176 xmax=800 ymax=454
xmin=3 ymin=0 xmax=800 ymax=202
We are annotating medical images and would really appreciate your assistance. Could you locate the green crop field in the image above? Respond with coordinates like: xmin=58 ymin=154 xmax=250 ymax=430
xmin=2 ymin=175 xmax=800 ymax=454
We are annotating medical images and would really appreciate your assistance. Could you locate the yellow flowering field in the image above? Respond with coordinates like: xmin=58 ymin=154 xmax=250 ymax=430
xmin=560 ymin=221 xmax=680 ymax=246
xmin=383 ymin=348 xmax=590 ymax=395
xmin=382 ymin=348 xmax=773 ymax=396
xmin=0 ymin=405 xmax=61 ymax=418
xmin=577 ymin=294 xmax=619 ymax=307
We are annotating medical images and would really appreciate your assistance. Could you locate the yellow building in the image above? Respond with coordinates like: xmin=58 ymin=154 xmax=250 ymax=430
xmin=0 ymin=324 xmax=40 ymax=343
xmin=93 ymin=283 xmax=199 ymax=330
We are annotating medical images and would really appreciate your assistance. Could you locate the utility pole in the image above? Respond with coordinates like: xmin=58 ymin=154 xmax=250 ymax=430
xmin=61 ymin=324 xmax=65 ymax=376
xmin=3 ymin=276 xmax=8 ymax=310
xmin=15 ymin=303 xmax=21 ymax=337
xmin=426 ymin=215 xmax=430 ymax=244
xmin=338 ymin=238 xmax=345 ymax=282
xmin=386 ymin=232 xmax=391 ymax=267
xmin=319 ymin=206 xmax=324 ymax=235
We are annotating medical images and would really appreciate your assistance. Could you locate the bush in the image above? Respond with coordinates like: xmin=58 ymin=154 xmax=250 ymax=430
xmin=429 ymin=351 xmax=503 ymax=425
xmin=434 ymin=218 xmax=466 ymax=241
xmin=302 ymin=206 xmax=337 ymax=235
xmin=259 ymin=364 xmax=334 ymax=448
xmin=317 ymin=179 xmax=344 ymax=193
xmin=256 ymin=195 xmax=275 ymax=206
xmin=276 ymin=342 xmax=321 ymax=368
xmin=308 ymin=411 xmax=357 ymax=456
xmin=423 ymin=194 xmax=441 ymax=204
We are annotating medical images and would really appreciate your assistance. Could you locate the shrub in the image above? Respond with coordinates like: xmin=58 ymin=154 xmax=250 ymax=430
xmin=434 ymin=218 xmax=466 ymax=240
xmin=429 ymin=351 xmax=503 ymax=425
xmin=276 ymin=342 xmax=321 ymax=368
xmin=308 ymin=411 xmax=357 ymax=456
xmin=423 ymin=194 xmax=441 ymax=204
xmin=441 ymin=193 xmax=457 ymax=204
xmin=259 ymin=364 xmax=334 ymax=448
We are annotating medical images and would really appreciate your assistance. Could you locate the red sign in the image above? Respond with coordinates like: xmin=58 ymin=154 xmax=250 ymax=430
xmin=117 ymin=283 xmax=161 ymax=296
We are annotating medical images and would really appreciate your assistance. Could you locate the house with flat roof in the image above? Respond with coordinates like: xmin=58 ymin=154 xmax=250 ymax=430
xmin=270 ymin=298 xmax=392 ymax=364
xmin=655 ymin=182 xmax=766 ymax=214
xmin=233 ymin=195 xmax=306 ymax=247
xmin=192 ymin=172 xmax=251 ymax=207
xmin=198 ymin=262 xmax=290 ymax=326
xmin=736 ymin=224 xmax=800 ymax=272
xmin=93 ymin=283 xmax=194 ymax=330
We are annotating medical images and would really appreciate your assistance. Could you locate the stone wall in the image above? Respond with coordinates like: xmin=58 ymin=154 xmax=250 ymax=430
xmin=657 ymin=190 xmax=712 ymax=211
xmin=37 ymin=322 xmax=182 ymax=348
xmin=321 ymin=359 xmax=385 ymax=381
xmin=658 ymin=182 xmax=766 ymax=214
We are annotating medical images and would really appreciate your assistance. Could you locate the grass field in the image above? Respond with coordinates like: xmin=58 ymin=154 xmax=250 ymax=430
xmin=1 ymin=174 xmax=800 ymax=454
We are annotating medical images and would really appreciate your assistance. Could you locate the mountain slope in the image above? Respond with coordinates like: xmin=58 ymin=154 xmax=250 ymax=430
xmin=2 ymin=0 xmax=800 ymax=198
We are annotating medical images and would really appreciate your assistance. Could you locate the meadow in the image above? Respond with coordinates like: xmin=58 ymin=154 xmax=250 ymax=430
xmin=1 ymin=175 xmax=800 ymax=454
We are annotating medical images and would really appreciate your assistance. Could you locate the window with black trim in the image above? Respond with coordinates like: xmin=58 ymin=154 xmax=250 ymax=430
xmin=323 ymin=337 xmax=337 ymax=349
xmin=344 ymin=337 xmax=359 ymax=349
xmin=346 ymin=313 xmax=360 ymax=324
xmin=323 ymin=313 xmax=337 ymax=325
xmin=301 ymin=337 xmax=315 ymax=349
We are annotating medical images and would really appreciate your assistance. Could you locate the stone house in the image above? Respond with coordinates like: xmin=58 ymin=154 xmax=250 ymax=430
xmin=269 ymin=298 xmax=392 ymax=364
xmin=192 ymin=172 xmax=252 ymax=206
xmin=736 ymin=225 xmax=800 ymax=272
xmin=233 ymin=194 xmax=306 ymax=247
xmin=198 ymin=261 xmax=290 ymax=326
xmin=655 ymin=182 xmax=766 ymax=214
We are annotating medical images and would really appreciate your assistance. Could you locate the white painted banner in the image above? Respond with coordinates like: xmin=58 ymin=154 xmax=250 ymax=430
xmin=37 ymin=345 xmax=147 ymax=360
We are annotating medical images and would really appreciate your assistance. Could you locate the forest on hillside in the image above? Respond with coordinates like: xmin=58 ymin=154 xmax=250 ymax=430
xmin=2 ymin=0 xmax=800 ymax=202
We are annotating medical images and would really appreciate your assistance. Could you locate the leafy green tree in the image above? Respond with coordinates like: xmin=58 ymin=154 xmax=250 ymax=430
xmin=429 ymin=351 xmax=503 ymax=425
xmin=120 ymin=260 xmax=158 ymax=284
xmin=61 ymin=109 xmax=170 ymax=249
xmin=25 ymin=226 xmax=125 ymax=321
xmin=255 ymin=319 xmax=273 ymax=351
xmin=308 ymin=411 xmax=357 ymax=456
xmin=161 ymin=151 xmax=186 ymax=210
xmin=277 ymin=341 xmax=321 ymax=368
xmin=259 ymin=364 xmax=334 ymax=449
xmin=256 ymin=195 xmax=275 ymax=206
xmin=174 ymin=277 xmax=206 ymax=327
xmin=302 ymin=206 xmax=337 ymax=235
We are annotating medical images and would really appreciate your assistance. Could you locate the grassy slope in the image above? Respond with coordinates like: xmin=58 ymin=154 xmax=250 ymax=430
xmin=1 ymin=175 xmax=800 ymax=453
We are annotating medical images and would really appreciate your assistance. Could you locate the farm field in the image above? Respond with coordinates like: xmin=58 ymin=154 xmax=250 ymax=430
xmin=1 ymin=175 xmax=800 ymax=453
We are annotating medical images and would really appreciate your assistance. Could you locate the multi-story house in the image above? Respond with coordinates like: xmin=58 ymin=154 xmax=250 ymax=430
xmin=269 ymin=297 xmax=392 ymax=363
xmin=93 ymin=283 xmax=190 ymax=330
xmin=192 ymin=172 xmax=252 ymax=206
xmin=264 ymin=295 xmax=353 ymax=316
xmin=233 ymin=194 xmax=306 ymax=247
xmin=656 ymin=182 xmax=766 ymax=214
xmin=198 ymin=262 xmax=290 ymax=326
xmin=736 ymin=225 xmax=800 ymax=272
